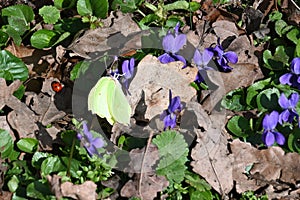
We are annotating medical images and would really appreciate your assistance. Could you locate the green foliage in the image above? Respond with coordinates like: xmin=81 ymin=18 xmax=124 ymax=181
xmin=240 ymin=191 xmax=268 ymax=200
xmin=0 ymin=129 xmax=14 ymax=159
xmin=221 ymin=88 xmax=247 ymax=111
xmin=0 ymin=50 xmax=28 ymax=81
xmin=54 ymin=0 xmax=77 ymax=9
xmin=112 ymin=0 xmax=144 ymax=13
xmin=185 ymin=171 xmax=214 ymax=200
xmin=227 ymin=116 xmax=251 ymax=138
xmin=263 ymin=46 xmax=290 ymax=70
xmin=288 ymin=128 xmax=300 ymax=153
xmin=152 ymin=130 xmax=188 ymax=183
xmin=39 ymin=6 xmax=61 ymax=24
xmin=136 ymin=0 xmax=200 ymax=29
xmin=31 ymin=29 xmax=70 ymax=49
xmin=70 ymin=61 xmax=90 ymax=80
xmin=16 ymin=138 xmax=38 ymax=154
xmin=1 ymin=5 xmax=34 ymax=45
xmin=76 ymin=0 xmax=108 ymax=28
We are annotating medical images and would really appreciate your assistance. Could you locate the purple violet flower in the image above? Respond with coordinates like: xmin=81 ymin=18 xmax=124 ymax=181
xmin=209 ymin=39 xmax=238 ymax=72
xmin=160 ymin=90 xmax=182 ymax=130
xmin=77 ymin=122 xmax=104 ymax=157
xmin=279 ymin=57 xmax=300 ymax=89
xmin=278 ymin=93 xmax=299 ymax=125
xmin=158 ymin=22 xmax=187 ymax=68
xmin=193 ymin=48 xmax=214 ymax=84
xmin=262 ymin=111 xmax=285 ymax=147
xmin=121 ymin=58 xmax=135 ymax=90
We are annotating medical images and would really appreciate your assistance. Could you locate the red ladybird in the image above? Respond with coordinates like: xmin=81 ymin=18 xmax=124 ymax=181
xmin=51 ymin=81 xmax=64 ymax=93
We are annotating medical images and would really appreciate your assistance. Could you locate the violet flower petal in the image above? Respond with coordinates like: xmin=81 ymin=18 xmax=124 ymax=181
xmin=290 ymin=93 xmax=299 ymax=107
xmin=274 ymin=131 xmax=285 ymax=145
xmin=291 ymin=57 xmax=300 ymax=74
xmin=162 ymin=34 xmax=175 ymax=53
xmin=172 ymin=34 xmax=186 ymax=53
xmin=169 ymin=96 xmax=181 ymax=113
xmin=263 ymin=131 xmax=275 ymax=147
xmin=263 ymin=111 xmax=279 ymax=130
xmin=278 ymin=93 xmax=289 ymax=109
xmin=224 ymin=51 xmax=238 ymax=64
xmin=202 ymin=48 xmax=214 ymax=65
xmin=279 ymin=73 xmax=293 ymax=85
xmin=93 ymin=137 xmax=104 ymax=149
xmin=158 ymin=53 xmax=175 ymax=64
xmin=279 ymin=109 xmax=290 ymax=124
xmin=193 ymin=49 xmax=201 ymax=66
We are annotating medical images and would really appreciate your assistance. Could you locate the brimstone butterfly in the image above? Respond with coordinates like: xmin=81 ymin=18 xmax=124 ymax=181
xmin=88 ymin=77 xmax=131 ymax=125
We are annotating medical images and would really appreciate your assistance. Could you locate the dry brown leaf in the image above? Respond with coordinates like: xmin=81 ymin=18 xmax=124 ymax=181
xmin=128 ymin=55 xmax=197 ymax=120
xmin=69 ymin=12 xmax=141 ymax=58
xmin=121 ymin=173 xmax=168 ymax=200
xmin=212 ymin=20 xmax=239 ymax=42
xmin=121 ymin=143 xmax=168 ymax=199
xmin=231 ymin=139 xmax=300 ymax=195
xmin=47 ymin=175 xmax=63 ymax=199
xmin=47 ymin=175 xmax=97 ymax=200
xmin=61 ymin=181 xmax=97 ymax=200
xmin=25 ymin=92 xmax=65 ymax=126
xmin=188 ymin=100 xmax=233 ymax=196
xmin=0 ymin=78 xmax=39 ymax=137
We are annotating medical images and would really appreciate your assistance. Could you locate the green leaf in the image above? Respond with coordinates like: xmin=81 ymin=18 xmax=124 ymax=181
xmin=2 ymin=5 xmax=34 ymax=24
xmin=153 ymin=131 xmax=187 ymax=161
xmin=26 ymin=180 xmax=53 ymax=200
xmin=54 ymin=0 xmax=76 ymax=9
xmin=165 ymin=16 xmax=182 ymax=28
xmin=287 ymin=28 xmax=300 ymax=44
xmin=16 ymin=138 xmax=38 ymax=153
xmin=246 ymin=78 xmax=271 ymax=108
xmin=0 ymin=31 xmax=9 ymax=47
xmin=256 ymin=87 xmax=280 ymax=111
xmin=296 ymin=39 xmax=300 ymax=57
xmin=0 ymin=50 xmax=28 ymax=81
xmin=70 ymin=61 xmax=90 ymax=80
xmin=138 ymin=14 xmax=159 ymax=30
xmin=164 ymin=1 xmax=190 ymax=11
xmin=52 ymin=31 xmax=70 ymax=46
xmin=30 ymin=29 xmax=59 ymax=49
xmin=288 ymin=128 xmax=300 ymax=153
xmin=263 ymin=46 xmax=289 ymax=70
xmin=153 ymin=131 xmax=188 ymax=183
xmin=54 ymin=18 xmax=89 ymax=34
xmin=13 ymin=85 xmax=25 ymax=100
xmin=275 ymin=19 xmax=287 ymax=37
xmin=41 ymin=156 xmax=66 ymax=176
xmin=221 ymin=88 xmax=246 ymax=111
xmin=77 ymin=0 xmax=93 ymax=16
xmin=32 ymin=152 xmax=50 ymax=169
xmin=2 ymin=26 xmax=22 ymax=45
xmin=185 ymin=171 xmax=211 ymax=191
xmin=39 ymin=6 xmax=60 ymax=24
xmin=190 ymin=188 xmax=213 ymax=200
xmin=8 ymin=175 xmax=19 ymax=192
xmin=0 ymin=129 xmax=14 ymax=159
xmin=189 ymin=2 xmax=200 ymax=12
xmin=41 ymin=156 xmax=80 ymax=176
xmin=112 ymin=0 xmax=143 ymax=13
xmin=2 ymin=5 xmax=34 ymax=45
xmin=91 ymin=0 xmax=108 ymax=19
xmin=269 ymin=11 xmax=282 ymax=21
xmin=227 ymin=116 xmax=251 ymax=137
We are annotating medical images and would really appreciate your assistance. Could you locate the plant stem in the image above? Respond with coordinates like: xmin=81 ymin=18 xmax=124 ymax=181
xmin=67 ymin=136 xmax=76 ymax=177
